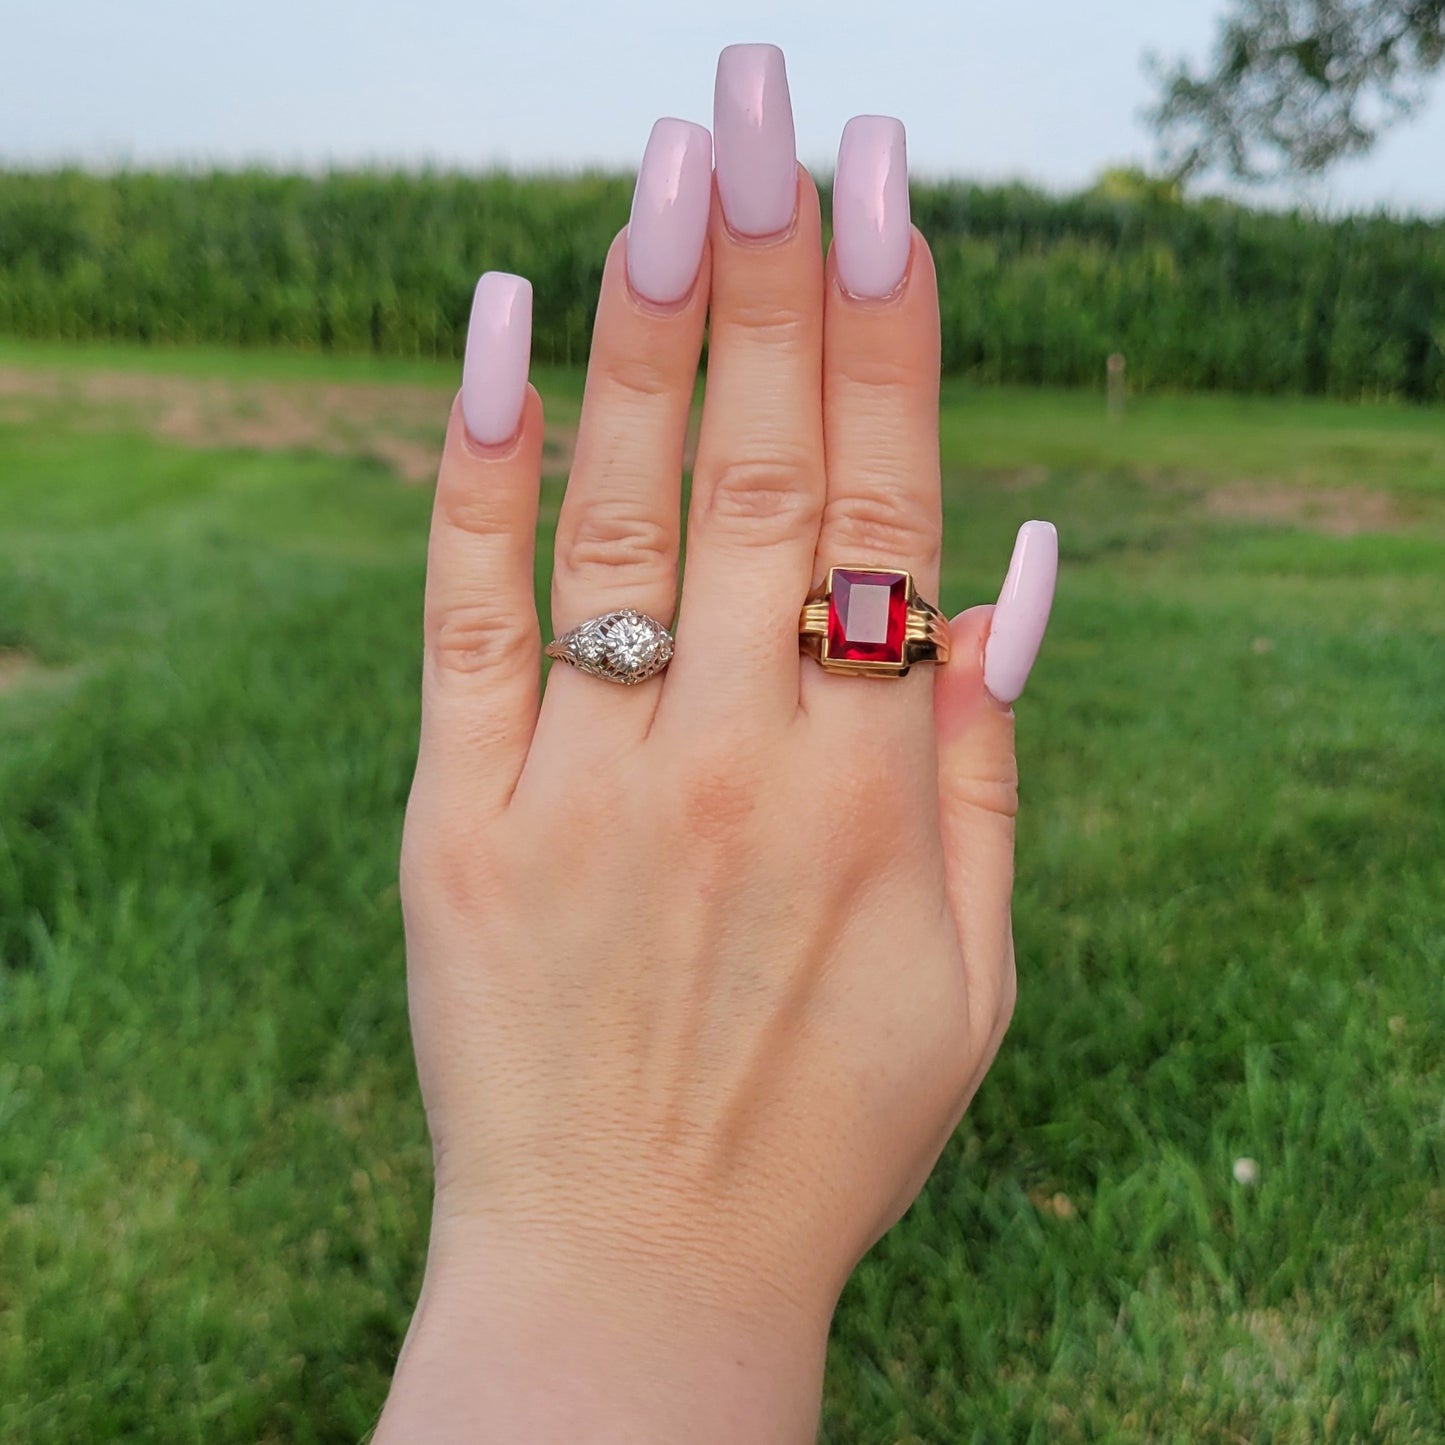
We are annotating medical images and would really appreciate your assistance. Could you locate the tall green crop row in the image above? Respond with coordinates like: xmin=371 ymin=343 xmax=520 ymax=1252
xmin=918 ymin=182 xmax=1445 ymax=399
xmin=0 ymin=170 xmax=628 ymax=367
xmin=1 ymin=169 xmax=1440 ymax=399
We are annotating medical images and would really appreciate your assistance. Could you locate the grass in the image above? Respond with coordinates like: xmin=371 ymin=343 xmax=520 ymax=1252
xmin=1 ymin=340 xmax=1442 ymax=1442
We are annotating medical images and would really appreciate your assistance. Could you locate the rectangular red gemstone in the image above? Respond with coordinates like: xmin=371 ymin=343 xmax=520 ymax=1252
xmin=826 ymin=569 xmax=908 ymax=664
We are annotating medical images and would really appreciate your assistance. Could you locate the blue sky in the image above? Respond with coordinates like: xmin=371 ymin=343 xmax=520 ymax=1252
xmin=4 ymin=0 xmax=1443 ymax=215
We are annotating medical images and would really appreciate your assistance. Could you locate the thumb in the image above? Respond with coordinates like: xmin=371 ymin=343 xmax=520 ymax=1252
xmin=934 ymin=521 xmax=1058 ymax=1023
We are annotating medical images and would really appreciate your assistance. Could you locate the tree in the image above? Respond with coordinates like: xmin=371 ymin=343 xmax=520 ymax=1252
xmin=1149 ymin=0 xmax=1445 ymax=182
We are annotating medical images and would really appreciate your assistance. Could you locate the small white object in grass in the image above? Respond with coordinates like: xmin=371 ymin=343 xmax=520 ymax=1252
xmin=1233 ymin=1157 xmax=1260 ymax=1186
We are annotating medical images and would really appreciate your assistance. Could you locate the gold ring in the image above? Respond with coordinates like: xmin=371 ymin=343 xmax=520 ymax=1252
xmin=799 ymin=567 xmax=950 ymax=678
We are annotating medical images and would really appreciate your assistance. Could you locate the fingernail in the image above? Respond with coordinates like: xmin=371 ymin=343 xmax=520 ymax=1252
xmin=984 ymin=521 xmax=1059 ymax=704
xmin=833 ymin=115 xmax=911 ymax=299
xmin=713 ymin=43 xmax=797 ymax=238
xmin=627 ymin=118 xmax=713 ymax=305
xmin=461 ymin=271 xmax=532 ymax=446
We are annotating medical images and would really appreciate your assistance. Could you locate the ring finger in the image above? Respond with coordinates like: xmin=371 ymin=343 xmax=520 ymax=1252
xmin=810 ymin=116 xmax=943 ymax=722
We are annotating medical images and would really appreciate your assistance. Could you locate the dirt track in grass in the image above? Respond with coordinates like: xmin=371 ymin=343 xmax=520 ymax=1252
xmin=0 ymin=362 xmax=1414 ymax=537
xmin=0 ymin=364 xmax=580 ymax=484
xmin=0 ymin=649 xmax=34 ymax=693
xmin=1204 ymin=480 xmax=1404 ymax=536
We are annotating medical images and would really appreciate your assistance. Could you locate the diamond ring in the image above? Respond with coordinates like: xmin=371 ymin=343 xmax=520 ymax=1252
xmin=798 ymin=567 xmax=950 ymax=677
xmin=545 ymin=609 xmax=675 ymax=685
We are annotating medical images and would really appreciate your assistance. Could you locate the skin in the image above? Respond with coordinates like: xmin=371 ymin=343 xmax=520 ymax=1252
xmin=375 ymin=167 xmax=1024 ymax=1442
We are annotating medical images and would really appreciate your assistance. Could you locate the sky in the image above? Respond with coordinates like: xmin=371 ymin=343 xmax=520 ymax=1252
xmin=3 ymin=0 xmax=1443 ymax=216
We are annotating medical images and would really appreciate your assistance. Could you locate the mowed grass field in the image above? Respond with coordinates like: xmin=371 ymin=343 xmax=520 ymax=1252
xmin=1 ymin=338 xmax=1442 ymax=1443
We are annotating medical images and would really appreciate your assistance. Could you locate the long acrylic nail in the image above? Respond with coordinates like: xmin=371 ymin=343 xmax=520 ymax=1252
xmin=833 ymin=115 xmax=911 ymax=299
xmin=713 ymin=43 xmax=797 ymax=238
xmin=461 ymin=272 xmax=532 ymax=446
xmin=984 ymin=520 xmax=1059 ymax=704
xmin=627 ymin=118 xmax=713 ymax=305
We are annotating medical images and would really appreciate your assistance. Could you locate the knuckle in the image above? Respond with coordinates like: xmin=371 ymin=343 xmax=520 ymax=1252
xmin=717 ymin=300 xmax=812 ymax=343
xmin=556 ymin=500 xmax=676 ymax=586
xmin=401 ymin=798 xmax=506 ymax=920
xmin=436 ymin=476 xmax=519 ymax=541
xmin=419 ymin=839 xmax=504 ymax=921
xmin=428 ymin=602 xmax=536 ymax=677
xmin=971 ymin=777 xmax=1021 ymax=821
xmin=679 ymin=751 xmax=760 ymax=848
xmin=945 ymin=757 xmax=1020 ymax=821
xmin=822 ymin=491 xmax=941 ymax=570
xmin=813 ymin=754 xmax=915 ymax=893
xmin=602 ymin=349 xmax=682 ymax=403
xmin=833 ymin=350 xmax=931 ymax=394
xmin=700 ymin=454 xmax=822 ymax=534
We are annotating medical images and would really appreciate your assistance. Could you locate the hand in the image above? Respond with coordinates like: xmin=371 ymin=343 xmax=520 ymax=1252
xmin=377 ymin=44 xmax=1056 ymax=1444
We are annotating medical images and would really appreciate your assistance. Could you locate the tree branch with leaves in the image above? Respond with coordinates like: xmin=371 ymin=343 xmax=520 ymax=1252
xmin=1149 ymin=0 xmax=1445 ymax=182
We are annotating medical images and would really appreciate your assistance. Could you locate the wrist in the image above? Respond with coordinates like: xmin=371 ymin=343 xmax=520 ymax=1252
xmin=376 ymin=1213 xmax=831 ymax=1444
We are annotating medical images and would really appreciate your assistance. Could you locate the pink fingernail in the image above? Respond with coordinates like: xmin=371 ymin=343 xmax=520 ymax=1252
xmin=833 ymin=115 xmax=911 ymax=299
xmin=713 ymin=43 xmax=797 ymax=238
xmin=983 ymin=521 xmax=1059 ymax=704
xmin=627 ymin=118 xmax=713 ymax=305
xmin=461 ymin=271 xmax=532 ymax=447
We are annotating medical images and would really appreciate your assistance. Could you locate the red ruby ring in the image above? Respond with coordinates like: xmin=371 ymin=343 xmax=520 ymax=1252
xmin=798 ymin=567 xmax=951 ymax=678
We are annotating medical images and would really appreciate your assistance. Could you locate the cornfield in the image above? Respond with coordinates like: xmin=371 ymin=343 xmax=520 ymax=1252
xmin=1 ymin=168 xmax=1440 ymax=400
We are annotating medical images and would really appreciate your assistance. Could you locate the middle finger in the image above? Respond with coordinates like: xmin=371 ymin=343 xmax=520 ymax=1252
xmin=660 ymin=44 xmax=826 ymax=733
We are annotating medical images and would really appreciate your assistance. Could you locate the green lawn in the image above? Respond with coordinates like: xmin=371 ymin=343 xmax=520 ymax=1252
xmin=1 ymin=341 xmax=1442 ymax=1443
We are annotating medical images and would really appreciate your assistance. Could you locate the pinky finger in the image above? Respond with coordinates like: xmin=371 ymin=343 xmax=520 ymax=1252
xmin=933 ymin=521 xmax=1057 ymax=1051
xmin=419 ymin=272 xmax=545 ymax=811
xmin=983 ymin=520 xmax=1058 ymax=706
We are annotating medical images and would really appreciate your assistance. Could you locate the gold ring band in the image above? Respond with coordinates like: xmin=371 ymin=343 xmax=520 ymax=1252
xmin=799 ymin=567 xmax=950 ymax=678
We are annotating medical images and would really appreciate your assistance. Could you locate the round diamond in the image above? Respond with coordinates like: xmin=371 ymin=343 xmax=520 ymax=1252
xmin=606 ymin=614 xmax=659 ymax=673
xmin=553 ymin=609 xmax=673 ymax=684
xmin=575 ymin=626 xmax=608 ymax=663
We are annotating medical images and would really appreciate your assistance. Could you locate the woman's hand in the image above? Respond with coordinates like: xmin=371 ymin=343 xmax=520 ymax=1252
xmin=377 ymin=44 xmax=1056 ymax=1444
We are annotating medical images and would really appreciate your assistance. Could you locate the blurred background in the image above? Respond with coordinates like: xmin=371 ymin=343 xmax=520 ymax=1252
xmin=2 ymin=3 xmax=1441 ymax=1441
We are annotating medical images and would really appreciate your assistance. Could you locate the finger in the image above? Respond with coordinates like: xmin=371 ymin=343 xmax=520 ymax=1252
xmin=418 ymin=272 xmax=543 ymax=810
xmin=661 ymin=44 xmax=825 ymax=728
xmin=934 ymin=522 xmax=1058 ymax=1027
xmin=809 ymin=117 xmax=943 ymax=716
xmin=982 ymin=520 xmax=1060 ymax=706
xmin=532 ymin=118 xmax=711 ymax=742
